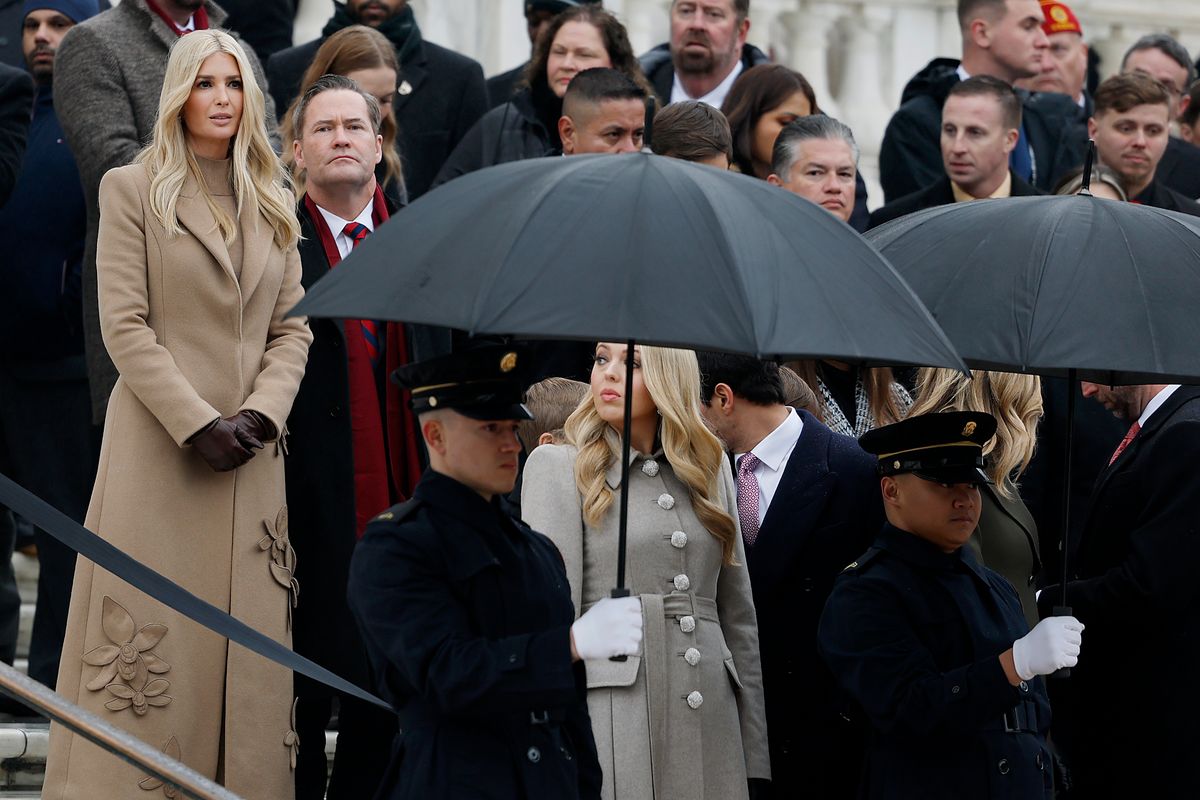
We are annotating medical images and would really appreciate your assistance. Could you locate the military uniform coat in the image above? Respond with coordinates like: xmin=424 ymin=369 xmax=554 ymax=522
xmin=348 ymin=469 xmax=602 ymax=800
xmin=819 ymin=524 xmax=1054 ymax=799
xmin=43 ymin=161 xmax=312 ymax=799
xmin=1038 ymin=386 xmax=1200 ymax=797
xmin=522 ymin=440 xmax=770 ymax=799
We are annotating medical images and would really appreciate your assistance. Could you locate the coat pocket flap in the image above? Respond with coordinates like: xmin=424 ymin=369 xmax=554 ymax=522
xmin=724 ymin=657 xmax=744 ymax=691
xmin=585 ymin=654 xmax=641 ymax=688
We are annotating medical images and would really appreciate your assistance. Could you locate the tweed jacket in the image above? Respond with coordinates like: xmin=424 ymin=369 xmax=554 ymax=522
xmin=43 ymin=161 xmax=310 ymax=799
xmin=522 ymin=440 xmax=770 ymax=799
xmin=53 ymin=0 xmax=276 ymax=422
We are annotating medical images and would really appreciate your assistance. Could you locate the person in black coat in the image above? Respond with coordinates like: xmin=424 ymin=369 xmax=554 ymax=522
xmin=435 ymin=4 xmax=652 ymax=188
xmin=348 ymin=344 xmax=644 ymax=800
xmin=266 ymin=0 xmax=486 ymax=200
xmin=819 ymin=411 xmax=1085 ymax=799
xmin=285 ymin=75 xmax=450 ymax=800
xmin=869 ymin=170 xmax=1040 ymax=228
xmin=217 ymin=0 xmax=297 ymax=62
xmin=0 ymin=61 xmax=32 ymax=206
xmin=697 ymin=352 xmax=881 ymax=799
xmin=1038 ymin=383 xmax=1200 ymax=798
xmin=879 ymin=0 xmax=1086 ymax=204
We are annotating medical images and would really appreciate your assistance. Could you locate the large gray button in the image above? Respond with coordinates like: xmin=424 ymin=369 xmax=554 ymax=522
xmin=642 ymin=459 xmax=659 ymax=477
xmin=657 ymin=493 xmax=675 ymax=510
xmin=687 ymin=691 xmax=704 ymax=709
xmin=684 ymin=647 xmax=701 ymax=666
xmin=673 ymin=574 xmax=690 ymax=591
xmin=671 ymin=530 xmax=688 ymax=548
xmin=679 ymin=615 xmax=696 ymax=633
xmin=527 ymin=747 xmax=541 ymax=763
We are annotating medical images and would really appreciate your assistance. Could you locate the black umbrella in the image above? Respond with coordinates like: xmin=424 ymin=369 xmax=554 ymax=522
xmin=293 ymin=152 xmax=964 ymax=600
xmin=866 ymin=162 xmax=1200 ymax=650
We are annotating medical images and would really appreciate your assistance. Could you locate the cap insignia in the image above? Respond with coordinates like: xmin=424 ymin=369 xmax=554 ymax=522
xmin=893 ymin=460 xmax=901 ymax=470
xmin=428 ymin=396 xmax=438 ymax=407
xmin=962 ymin=421 xmax=977 ymax=436
xmin=1050 ymin=5 xmax=1068 ymax=22
xmin=500 ymin=352 xmax=518 ymax=373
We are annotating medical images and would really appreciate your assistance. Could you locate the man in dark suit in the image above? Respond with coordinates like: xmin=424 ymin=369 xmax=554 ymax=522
xmin=0 ymin=60 xmax=31 ymax=206
xmin=1090 ymin=72 xmax=1200 ymax=216
xmin=871 ymin=76 xmax=1041 ymax=229
xmin=697 ymin=352 xmax=882 ymax=799
xmin=285 ymin=74 xmax=447 ymax=800
xmin=1038 ymin=381 xmax=1200 ymax=798
xmin=267 ymin=0 xmax=487 ymax=200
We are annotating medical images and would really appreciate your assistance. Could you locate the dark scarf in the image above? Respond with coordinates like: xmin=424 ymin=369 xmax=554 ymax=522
xmin=322 ymin=2 xmax=421 ymax=65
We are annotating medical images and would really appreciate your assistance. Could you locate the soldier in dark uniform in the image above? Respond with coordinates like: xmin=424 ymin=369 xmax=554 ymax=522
xmin=347 ymin=344 xmax=643 ymax=800
xmin=818 ymin=411 xmax=1084 ymax=799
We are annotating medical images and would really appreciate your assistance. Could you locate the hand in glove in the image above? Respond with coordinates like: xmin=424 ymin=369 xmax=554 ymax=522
xmin=570 ymin=596 xmax=643 ymax=661
xmin=190 ymin=419 xmax=255 ymax=472
xmin=1012 ymin=615 xmax=1084 ymax=680
xmin=227 ymin=410 xmax=273 ymax=451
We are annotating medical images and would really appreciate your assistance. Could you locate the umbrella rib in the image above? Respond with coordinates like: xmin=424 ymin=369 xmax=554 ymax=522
xmin=1024 ymin=201 xmax=1070 ymax=372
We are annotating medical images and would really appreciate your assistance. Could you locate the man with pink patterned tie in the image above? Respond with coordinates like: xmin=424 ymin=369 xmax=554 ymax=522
xmin=1038 ymin=380 xmax=1200 ymax=797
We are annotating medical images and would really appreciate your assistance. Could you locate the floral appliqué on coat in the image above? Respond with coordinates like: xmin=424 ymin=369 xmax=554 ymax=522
xmin=284 ymin=698 xmax=300 ymax=770
xmin=138 ymin=735 xmax=181 ymax=797
xmin=82 ymin=596 xmax=173 ymax=716
xmin=260 ymin=505 xmax=299 ymax=629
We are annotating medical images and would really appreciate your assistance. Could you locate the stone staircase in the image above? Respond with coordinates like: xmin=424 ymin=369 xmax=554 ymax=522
xmin=0 ymin=554 xmax=338 ymax=797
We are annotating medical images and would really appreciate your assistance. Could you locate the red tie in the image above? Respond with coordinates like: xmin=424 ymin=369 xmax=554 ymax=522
xmin=1109 ymin=421 xmax=1141 ymax=466
xmin=343 ymin=222 xmax=380 ymax=366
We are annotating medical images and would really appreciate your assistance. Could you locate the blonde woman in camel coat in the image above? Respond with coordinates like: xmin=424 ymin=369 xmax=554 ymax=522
xmin=44 ymin=31 xmax=311 ymax=799
xmin=523 ymin=343 xmax=769 ymax=800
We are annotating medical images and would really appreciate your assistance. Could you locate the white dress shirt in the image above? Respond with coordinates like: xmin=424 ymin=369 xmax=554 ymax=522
xmin=1139 ymin=385 xmax=1181 ymax=427
xmin=734 ymin=408 xmax=804 ymax=526
xmin=670 ymin=60 xmax=744 ymax=108
xmin=178 ymin=15 xmax=196 ymax=33
xmin=315 ymin=201 xmax=375 ymax=261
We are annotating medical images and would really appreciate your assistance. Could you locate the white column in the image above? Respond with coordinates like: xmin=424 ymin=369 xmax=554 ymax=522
xmin=780 ymin=4 xmax=842 ymax=118
xmin=834 ymin=5 xmax=894 ymax=210
xmin=293 ymin=0 xmax=332 ymax=46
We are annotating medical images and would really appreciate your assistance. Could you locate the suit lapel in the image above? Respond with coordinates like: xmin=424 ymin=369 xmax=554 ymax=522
xmin=236 ymin=205 xmax=272 ymax=304
xmin=298 ymin=202 xmax=346 ymax=346
xmin=176 ymin=176 xmax=237 ymax=287
xmin=747 ymin=413 xmax=835 ymax=589
xmin=984 ymin=483 xmax=1041 ymax=567
xmin=394 ymin=43 xmax=429 ymax=117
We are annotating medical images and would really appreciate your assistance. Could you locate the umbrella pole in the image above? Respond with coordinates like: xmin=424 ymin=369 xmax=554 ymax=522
xmin=1053 ymin=368 xmax=1076 ymax=677
xmin=610 ymin=339 xmax=636 ymax=660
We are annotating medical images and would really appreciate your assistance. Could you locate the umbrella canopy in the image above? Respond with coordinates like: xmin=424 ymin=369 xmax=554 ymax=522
xmin=292 ymin=153 xmax=963 ymax=370
xmin=866 ymin=193 xmax=1200 ymax=385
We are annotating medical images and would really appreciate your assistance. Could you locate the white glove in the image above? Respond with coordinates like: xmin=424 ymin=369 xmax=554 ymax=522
xmin=571 ymin=596 xmax=643 ymax=661
xmin=1012 ymin=616 xmax=1085 ymax=680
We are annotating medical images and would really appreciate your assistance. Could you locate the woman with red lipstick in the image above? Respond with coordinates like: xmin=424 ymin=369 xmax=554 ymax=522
xmin=522 ymin=343 xmax=770 ymax=799
xmin=433 ymin=5 xmax=655 ymax=185
xmin=45 ymin=30 xmax=311 ymax=798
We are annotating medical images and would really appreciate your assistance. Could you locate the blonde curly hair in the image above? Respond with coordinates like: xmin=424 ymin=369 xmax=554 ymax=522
xmin=564 ymin=345 xmax=738 ymax=564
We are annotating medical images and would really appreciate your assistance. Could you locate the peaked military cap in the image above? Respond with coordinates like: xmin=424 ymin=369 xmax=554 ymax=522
xmin=392 ymin=345 xmax=533 ymax=421
xmin=859 ymin=411 xmax=996 ymax=485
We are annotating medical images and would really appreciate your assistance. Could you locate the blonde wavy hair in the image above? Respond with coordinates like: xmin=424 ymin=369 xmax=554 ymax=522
xmin=564 ymin=345 xmax=738 ymax=564
xmin=136 ymin=30 xmax=299 ymax=251
xmin=910 ymin=369 xmax=1043 ymax=499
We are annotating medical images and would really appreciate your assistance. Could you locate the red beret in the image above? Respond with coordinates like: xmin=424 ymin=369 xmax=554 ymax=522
xmin=1040 ymin=0 xmax=1083 ymax=36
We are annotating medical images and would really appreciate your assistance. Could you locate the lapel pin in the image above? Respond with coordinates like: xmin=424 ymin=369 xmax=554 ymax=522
xmin=398 ymin=80 xmax=413 ymax=96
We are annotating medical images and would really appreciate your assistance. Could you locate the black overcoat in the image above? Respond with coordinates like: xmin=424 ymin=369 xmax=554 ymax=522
xmin=1038 ymin=385 xmax=1200 ymax=797
xmin=1130 ymin=177 xmax=1200 ymax=216
xmin=348 ymin=469 xmax=602 ymax=800
xmin=867 ymin=171 xmax=1041 ymax=229
xmin=745 ymin=412 xmax=882 ymax=799
xmin=0 ymin=62 xmax=32 ymax=207
xmin=820 ymin=524 xmax=1054 ymax=799
xmin=267 ymin=34 xmax=487 ymax=199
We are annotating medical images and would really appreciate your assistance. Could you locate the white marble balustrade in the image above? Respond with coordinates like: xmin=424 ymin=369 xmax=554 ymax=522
xmin=295 ymin=0 xmax=1200 ymax=206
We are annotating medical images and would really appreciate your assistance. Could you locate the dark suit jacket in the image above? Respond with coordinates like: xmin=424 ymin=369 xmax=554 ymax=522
xmin=867 ymin=171 xmax=1041 ymax=229
xmin=1131 ymin=177 xmax=1200 ymax=216
xmin=268 ymin=35 xmax=487 ymax=199
xmin=0 ymin=62 xmax=32 ymax=208
xmin=1156 ymin=135 xmax=1200 ymax=200
xmin=1038 ymin=386 xmax=1200 ymax=798
xmin=745 ymin=411 xmax=883 ymax=799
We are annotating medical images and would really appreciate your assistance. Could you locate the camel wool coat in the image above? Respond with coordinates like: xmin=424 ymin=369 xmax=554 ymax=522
xmin=522 ymin=440 xmax=770 ymax=800
xmin=43 ymin=160 xmax=312 ymax=799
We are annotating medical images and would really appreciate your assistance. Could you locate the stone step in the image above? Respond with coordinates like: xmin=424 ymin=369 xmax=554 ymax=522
xmin=0 ymin=723 xmax=339 ymax=794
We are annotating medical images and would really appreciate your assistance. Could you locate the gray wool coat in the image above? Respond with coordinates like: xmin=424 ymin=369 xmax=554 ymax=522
xmin=522 ymin=440 xmax=770 ymax=800
xmin=53 ymin=0 xmax=276 ymax=422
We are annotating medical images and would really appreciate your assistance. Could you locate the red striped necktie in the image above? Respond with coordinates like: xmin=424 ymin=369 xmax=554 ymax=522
xmin=343 ymin=222 xmax=380 ymax=366
xmin=1108 ymin=421 xmax=1141 ymax=466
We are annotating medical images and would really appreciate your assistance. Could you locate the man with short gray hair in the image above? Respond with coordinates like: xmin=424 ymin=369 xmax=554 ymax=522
xmin=1121 ymin=33 xmax=1200 ymax=199
xmin=767 ymin=115 xmax=859 ymax=223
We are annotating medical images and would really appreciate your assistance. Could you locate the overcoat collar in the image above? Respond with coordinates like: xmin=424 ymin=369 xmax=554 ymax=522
xmin=176 ymin=165 xmax=273 ymax=303
xmin=414 ymin=470 xmax=514 ymax=576
xmin=127 ymin=0 xmax=227 ymax=51
xmin=603 ymin=427 xmax=664 ymax=490
xmin=875 ymin=523 xmax=991 ymax=586
xmin=393 ymin=39 xmax=429 ymax=117
xmin=982 ymin=482 xmax=1040 ymax=567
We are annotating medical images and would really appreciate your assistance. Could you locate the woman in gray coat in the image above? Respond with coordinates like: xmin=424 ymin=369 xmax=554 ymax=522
xmin=523 ymin=343 xmax=770 ymax=799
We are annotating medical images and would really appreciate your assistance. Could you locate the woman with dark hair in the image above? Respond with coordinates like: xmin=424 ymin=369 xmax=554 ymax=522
xmin=722 ymin=63 xmax=870 ymax=230
xmin=433 ymin=5 xmax=654 ymax=186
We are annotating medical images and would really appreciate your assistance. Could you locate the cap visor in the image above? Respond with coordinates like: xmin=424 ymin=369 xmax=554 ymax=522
xmin=912 ymin=466 xmax=993 ymax=485
xmin=455 ymin=403 xmax=534 ymax=421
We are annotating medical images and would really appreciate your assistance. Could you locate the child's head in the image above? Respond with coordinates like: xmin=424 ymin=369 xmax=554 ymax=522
xmin=519 ymin=377 xmax=589 ymax=451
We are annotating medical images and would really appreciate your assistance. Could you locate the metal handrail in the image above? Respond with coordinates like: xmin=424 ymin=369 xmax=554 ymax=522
xmin=0 ymin=661 xmax=240 ymax=799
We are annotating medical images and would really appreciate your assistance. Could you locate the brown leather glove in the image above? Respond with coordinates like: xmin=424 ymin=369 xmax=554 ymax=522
xmin=190 ymin=419 xmax=254 ymax=472
xmin=228 ymin=410 xmax=274 ymax=452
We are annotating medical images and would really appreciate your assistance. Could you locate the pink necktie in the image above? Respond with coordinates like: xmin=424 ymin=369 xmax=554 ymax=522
xmin=737 ymin=453 xmax=761 ymax=547
xmin=1109 ymin=421 xmax=1141 ymax=466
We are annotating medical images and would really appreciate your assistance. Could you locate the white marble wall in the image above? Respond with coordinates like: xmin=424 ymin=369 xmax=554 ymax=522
xmin=293 ymin=0 xmax=1200 ymax=203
